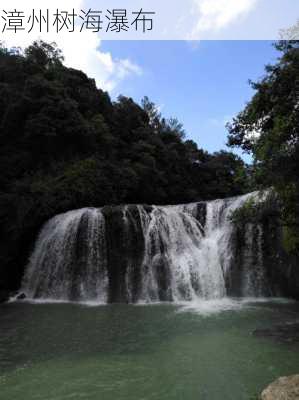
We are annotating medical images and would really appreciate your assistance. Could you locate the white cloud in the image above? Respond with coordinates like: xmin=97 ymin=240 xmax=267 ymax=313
xmin=100 ymin=57 xmax=142 ymax=92
xmin=1 ymin=0 xmax=142 ymax=92
xmin=191 ymin=0 xmax=258 ymax=37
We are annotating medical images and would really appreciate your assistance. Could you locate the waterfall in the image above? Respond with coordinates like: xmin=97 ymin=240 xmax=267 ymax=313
xmin=21 ymin=192 xmax=271 ymax=303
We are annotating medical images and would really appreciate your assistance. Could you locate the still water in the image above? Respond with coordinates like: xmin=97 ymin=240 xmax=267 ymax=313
xmin=0 ymin=299 xmax=299 ymax=400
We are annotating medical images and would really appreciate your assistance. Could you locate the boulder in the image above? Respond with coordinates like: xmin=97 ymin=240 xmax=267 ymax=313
xmin=16 ymin=292 xmax=26 ymax=300
xmin=254 ymin=323 xmax=299 ymax=344
xmin=261 ymin=375 xmax=299 ymax=400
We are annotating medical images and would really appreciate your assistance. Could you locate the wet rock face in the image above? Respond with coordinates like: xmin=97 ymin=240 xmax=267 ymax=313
xmin=102 ymin=205 xmax=147 ymax=303
xmin=261 ymin=220 xmax=299 ymax=301
xmin=261 ymin=375 xmax=299 ymax=400
xmin=228 ymin=223 xmax=273 ymax=298
xmin=228 ymin=217 xmax=299 ymax=301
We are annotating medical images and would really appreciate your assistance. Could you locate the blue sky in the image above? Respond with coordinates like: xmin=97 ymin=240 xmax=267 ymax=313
xmin=101 ymin=40 xmax=279 ymax=161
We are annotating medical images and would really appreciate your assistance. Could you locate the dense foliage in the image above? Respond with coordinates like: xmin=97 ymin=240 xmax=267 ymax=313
xmin=227 ymin=41 xmax=299 ymax=253
xmin=0 ymin=41 xmax=249 ymax=293
xmin=230 ymin=190 xmax=280 ymax=226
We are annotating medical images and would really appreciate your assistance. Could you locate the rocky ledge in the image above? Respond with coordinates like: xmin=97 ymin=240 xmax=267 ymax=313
xmin=261 ymin=375 xmax=299 ymax=400
xmin=254 ymin=323 xmax=299 ymax=344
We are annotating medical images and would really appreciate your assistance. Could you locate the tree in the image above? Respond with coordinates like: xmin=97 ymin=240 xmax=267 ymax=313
xmin=24 ymin=40 xmax=64 ymax=67
xmin=227 ymin=40 xmax=299 ymax=251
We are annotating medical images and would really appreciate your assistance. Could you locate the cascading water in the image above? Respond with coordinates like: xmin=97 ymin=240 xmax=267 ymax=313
xmin=21 ymin=192 xmax=271 ymax=303
xmin=22 ymin=208 xmax=108 ymax=302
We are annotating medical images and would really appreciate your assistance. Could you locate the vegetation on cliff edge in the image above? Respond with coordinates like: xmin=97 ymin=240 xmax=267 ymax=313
xmin=228 ymin=40 xmax=299 ymax=254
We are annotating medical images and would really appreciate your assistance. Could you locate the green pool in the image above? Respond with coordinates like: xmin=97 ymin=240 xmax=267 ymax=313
xmin=1 ymin=299 xmax=299 ymax=400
